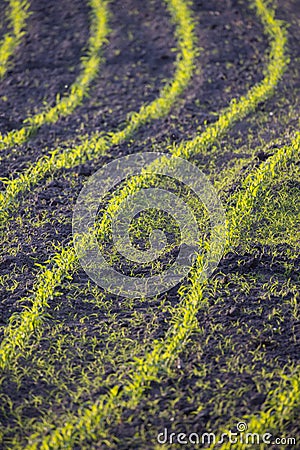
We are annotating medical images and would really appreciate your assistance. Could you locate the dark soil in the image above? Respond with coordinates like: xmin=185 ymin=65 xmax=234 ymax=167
xmin=0 ymin=0 xmax=299 ymax=448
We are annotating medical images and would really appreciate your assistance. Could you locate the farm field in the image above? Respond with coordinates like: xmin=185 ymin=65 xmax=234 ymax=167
xmin=0 ymin=0 xmax=299 ymax=448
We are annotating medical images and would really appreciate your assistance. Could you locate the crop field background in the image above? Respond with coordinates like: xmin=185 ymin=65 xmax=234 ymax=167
xmin=0 ymin=0 xmax=299 ymax=448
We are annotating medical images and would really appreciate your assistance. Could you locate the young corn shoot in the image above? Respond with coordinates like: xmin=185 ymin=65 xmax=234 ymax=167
xmin=0 ymin=0 xmax=30 ymax=78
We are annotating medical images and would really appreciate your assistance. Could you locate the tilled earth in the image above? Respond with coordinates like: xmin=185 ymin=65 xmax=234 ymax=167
xmin=0 ymin=0 xmax=299 ymax=448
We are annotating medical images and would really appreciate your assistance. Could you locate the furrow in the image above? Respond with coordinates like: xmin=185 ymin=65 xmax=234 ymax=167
xmin=1 ymin=0 xmax=290 ymax=446
xmin=2 ymin=0 xmax=300 ymax=449
xmin=0 ymin=0 xmax=197 ymax=228
xmin=29 ymin=129 xmax=299 ymax=449
xmin=0 ymin=0 xmax=110 ymax=150
xmin=0 ymin=0 xmax=197 ymax=366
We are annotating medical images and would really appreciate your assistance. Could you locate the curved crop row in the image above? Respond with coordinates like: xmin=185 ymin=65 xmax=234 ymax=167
xmin=0 ymin=0 xmax=30 ymax=79
xmin=0 ymin=0 xmax=286 ymax=386
xmin=0 ymin=0 xmax=197 ymax=228
xmin=0 ymin=0 xmax=110 ymax=151
xmin=19 ymin=0 xmax=292 ymax=445
xmin=219 ymin=365 xmax=300 ymax=450
xmin=1 ymin=130 xmax=291 ymax=448
xmin=0 ymin=0 xmax=293 ymax=447
xmin=0 ymin=0 xmax=197 ymax=366
xmin=27 ymin=130 xmax=299 ymax=450
xmin=209 ymin=363 xmax=299 ymax=450
xmin=0 ymin=0 xmax=288 ymax=229
xmin=171 ymin=0 xmax=288 ymax=159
